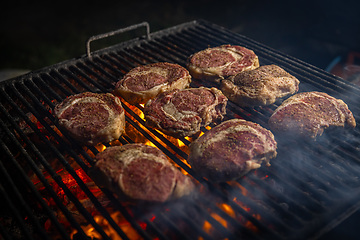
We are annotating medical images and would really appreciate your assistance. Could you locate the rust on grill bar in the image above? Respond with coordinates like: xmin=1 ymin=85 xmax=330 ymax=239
xmin=0 ymin=20 xmax=360 ymax=240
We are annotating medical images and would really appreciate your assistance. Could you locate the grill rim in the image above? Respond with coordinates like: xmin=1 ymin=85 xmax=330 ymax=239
xmin=0 ymin=19 xmax=360 ymax=240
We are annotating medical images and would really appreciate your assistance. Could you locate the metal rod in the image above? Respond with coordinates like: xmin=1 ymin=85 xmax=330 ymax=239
xmin=86 ymin=22 xmax=150 ymax=59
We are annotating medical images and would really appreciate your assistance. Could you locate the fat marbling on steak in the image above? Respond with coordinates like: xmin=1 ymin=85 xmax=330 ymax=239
xmin=54 ymin=92 xmax=125 ymax=146
xmin=114 ymin=62 xmax=191 ymax=105
xmin=89 ymin=144 xmax=194 ymax=202
xmin=188 ymin=119 xmax=277 ymax=182
xmin=268 ymin=91 xmax=356 ymax=139
xmin=221 ymin=65 xmax=300 ymax=107
xmin=144 ymin=87 xmax=228 ymax=138
xmin=187 ymin=44 xmax=259 ymax=83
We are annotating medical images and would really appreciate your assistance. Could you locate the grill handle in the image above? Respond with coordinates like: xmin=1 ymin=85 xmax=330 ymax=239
xmin=86 ymin=22 xmax=151 ymax=59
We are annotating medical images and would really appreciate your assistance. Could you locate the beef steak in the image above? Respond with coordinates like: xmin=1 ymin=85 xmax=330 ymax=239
xmin=54 ymin=92 xmax=125 ymax=146
xmin=268 ymin=91 xmax=356 ymax=139
xmin=188 ymin=119 xmax=277 ymax=182
xmin=144 ymin=87 xmax=228 ymax=137
xmin=221 ymin=65 xmax=300 ymax=107
xmin=114 ymin=62 xmax=191 ymax=105
xmin=89 ymin=144 xmax=194 ymax=202
xmin=187 ymin=44 xmax=259 ymax=83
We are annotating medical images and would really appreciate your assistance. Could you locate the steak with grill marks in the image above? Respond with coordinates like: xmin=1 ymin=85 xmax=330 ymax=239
xmin=89 ymin=144 xmax=195 ymax=202
xmin=188 ymin=119 xmax=277 ymax=182
xmin=114 ymin=62 xmax=191 ymax=105
xmin=187 ymin=44 xmax=259 ymax=83
xmin=268 ymin=91 xmax=356 ymax=139
xmin=143 ymin=87 xmax=228 ymax=138
xmin=54 ymin=92 xmax=125 ymax=146
xmin=221 ymin=65 xmax=300 ymax=107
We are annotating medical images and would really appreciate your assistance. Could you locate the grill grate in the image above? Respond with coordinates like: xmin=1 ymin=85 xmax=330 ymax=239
xmin=1 ymin=20 xmax=360 ymax=240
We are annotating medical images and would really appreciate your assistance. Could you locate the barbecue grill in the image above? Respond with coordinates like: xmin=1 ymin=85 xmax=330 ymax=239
xmin=1 ymin=20 xmax=360 ymax=240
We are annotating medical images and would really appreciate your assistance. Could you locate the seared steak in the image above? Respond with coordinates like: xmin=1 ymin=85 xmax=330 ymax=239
xmin=54 ymin=92 xmax=125 ymax=146
xmin=114 ymin=62 xmax=191 ymax=105
xmin=188 ymin=119 xmax=277 ymax=182
xmin=187 ymin=44 xmax=259 ymax=83
xmin=221 ymin=65 xmax=300 ymax=107
xmin=144 ymin=87 xmax=228 ymax=137
xmin=89 ymin=144 xmax=194 ymax=202
xmin=268 ymin=91 xmax=356 ymax=139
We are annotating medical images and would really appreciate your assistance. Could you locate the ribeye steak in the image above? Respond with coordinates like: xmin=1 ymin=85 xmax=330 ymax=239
xmin=268 ymin=91 xmax=356 ymax=139
xmin=89 ymin=144 xmax=194 ymax=202
xmin=54 ymin=92 xmax=125 ymax=146
xmin=188 ymin=119 xmax=277 ymax=182
xmin=221 ymin=65 xmax=300 ymax=107
xmin=114 ymin=62 xmax=191 ymax=105
xmin=144 ymin=87 xmax=228 ymax=137
xmin=187 ymin=44 xmax=259 ymax=83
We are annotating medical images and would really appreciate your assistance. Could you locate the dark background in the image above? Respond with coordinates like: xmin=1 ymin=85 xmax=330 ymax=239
xmin=1 ymin=0 xmax=360 ymax=73
xmin=1 ymin=0 xmax=360 ymax=239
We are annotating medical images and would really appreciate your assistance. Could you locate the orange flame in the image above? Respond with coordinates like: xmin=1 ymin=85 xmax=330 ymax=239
xmin=233 ymin=197 xmax=261 ymax=232
xmin=70 ymin=211 xmax=144 ymax=240
xmin=200 ymin=195 xmax=262 ymax=239
xmin=32 ymin=98 xmax=265 ymax=239
xmin=200 ymin=202 xmax=235 ymax=239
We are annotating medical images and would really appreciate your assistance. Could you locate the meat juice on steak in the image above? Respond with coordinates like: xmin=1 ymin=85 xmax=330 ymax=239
xmin=221 ymin=65 xmax=300 ymax=107
xmin=268 ymin=91 xmax=356 ymax=139
xmin=144 ymin=87 xmax=228 ymax=138
xmin=187 ymin=44 xmax=259 ymax=83
xmin=89 ymin=144 xmax=194 ymax=202
xmin=54 ymin=92 xmax=125 ymax=146
xmin=188 ymin=119 xmax=277 ymax=182
xmin=114 ymin=62 xmax=191 ymax=105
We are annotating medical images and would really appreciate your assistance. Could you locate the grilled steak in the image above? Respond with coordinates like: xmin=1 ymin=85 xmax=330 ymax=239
xmin=144 ymin=87 xmax=228 ymax=138
xmin=54 ymin=92 xmax=125 ymax=146
xmin=187 ymin=44 xmax=259 ymax=83
xmin=114 ymin=62 xmax=191 ymax=105
xmin=268 ymin=91 xmax=356 ymax=139
xmin=221 ymin=65 xmax=300 ymax=107
xmin=188 ymin=119 xmax=277 ymax=182
xmin=89 ymin=144 xmax=194 ymax=202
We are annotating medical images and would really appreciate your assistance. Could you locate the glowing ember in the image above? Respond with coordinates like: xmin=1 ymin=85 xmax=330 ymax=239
xmin=200 ymin=203 xmax=235 ymax=238
xmin=233 ymin=197 xmax=261 ymax=232
xmin=219 ymin=203 xmax=235 ymax=218
xmin=70 ymin=211 xmax=144 ymax=240
xmin=200 ymin=197 xmax=262 ymax=238
xmin=28 ymin=97 xmax=263 ymax=239
xmin=177 ymin=139 xmax=185 ymax=148
xmin=94 ymin=143 xmax=107 ymax=153
xmin=144 ymin=141 xmax=157 ymax=148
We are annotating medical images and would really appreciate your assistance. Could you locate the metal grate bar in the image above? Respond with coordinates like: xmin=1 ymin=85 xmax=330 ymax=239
xmin=0 ymin=114 xmax=76 ymax=240
xmin=20 ymin=79 xmax=154 ymax=239
xmin=0 ymin=87 xmax=111 ymax=239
